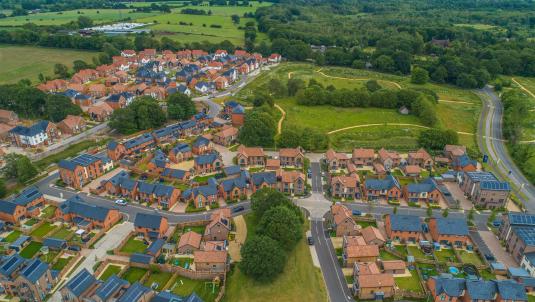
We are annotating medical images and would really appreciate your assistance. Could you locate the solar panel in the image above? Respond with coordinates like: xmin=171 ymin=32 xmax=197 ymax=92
xmin=2 ymin=257 xmax=18 ymax=270
xmin=24 ymin=260 xmax=40 ymax=274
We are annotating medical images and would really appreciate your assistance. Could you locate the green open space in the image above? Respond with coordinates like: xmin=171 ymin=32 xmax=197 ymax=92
xmin=99 ymin=264 xmax=122 ymax=281
xmin=24 ymin=218 xmax=39 ymax=227
xmin=330 ymin=125 xmax=423 ymax=152
xmin=144 ymin=271 xmax=173 ymax=290
xmin=122 ymin=267 xmax=148 ymax=283
xmin=222 ymin=214 xmax=327 ymax=302
xmin=52 ymin=227 xmax=75 ymax=240
xmin=0 ymin=45 xmax=98 ymax=84
xmin=41 ymin=206 xmax=57 ymax=219
xmin=35 ymin=139 xmax=109 ymax=170
xmin=3 ymin=230 xmax=21 ymax=243
xmin=20 ymin=241 xmax=43 ymax=259
xmin=52 ymin=256 xmax=72 ymax=271
xmin=183 ymin=225 xmax=206 ymax=235
xmin=30 ymin=222 xmax=57 ymax=239
xmin=457 ymin=250 xmax=483 ymax=265
xmin=120 ymin=236 xmax=148 ymax=254
xmin=435 ymin=248 xmax=457 ymax=263
xmin=171 ymin=277 xmax=219 ymax=302
xmin=395 ymin=270 xmax=423 ymax=293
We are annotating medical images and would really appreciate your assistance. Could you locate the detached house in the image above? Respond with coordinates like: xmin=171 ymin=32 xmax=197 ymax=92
xmin=408 ymin=148 xmax=433 ymax=168
xmin=352 ymin=148 xmax=375 ymax=166
xmin=279 ymin=170 xmax=306 ymax=195
xmin=331 ymin=174 xmax=361 ymax=199
xmin=331 ymin=203 xmax=360 ymax=237
xmin=177 ymin=231 xmax=202 ymax=254
xmin=377 ymin=148 xmax=401 ymax=170
xmin=88 ymin=102 xmax=114 ymax=122
xmin=385 ymin=214 xmax=422 ymax=243
xmin=250 ymin=171 xmax=277 ymax=193
xmin=279 ymin=147 xmax=305 ymax=167
xmin=363 ymin=175 xmax=401 ymax=201
xmin=236 ymin=145 xmax=265 ymax=166
xmin=9 ymin=120 xmax=59 ymax=148
xmin=204 ymin=209 xmax=231 ymax=241
xmin=0 ymin=255 xmax=56 ymax=302
xmin=0 ymin=187 xmax=47 ymax=222
xmin=192 ymin=136 xmax=213 ymax=155
xmin=213 ymin=126 xmax=238 ymax=146
xmin=461 ymin=171 xmax=510 ymax=209
xmin=193 ymin=250 xmax=228 ymax=273
xmin=57 ymin=115 xmax=86 ymax=135
xmin=429 ymin=217 xmax=470 ymax=247
xmin=194 ymin=153 xmax=223 ymax=174
xmin=402 ymin=178 xmax=442 ymax=204
xmin=452 ymin=154 xmax=478 ymax=172
xmin=325 ymin=149 xmax=350 ymax=170
xmin=169 ymin=143 xmax=192 ymax=163
xmin=182 ymin=180 xmax=218 ymax=208
xmin=219 ymin=172 xmax=248 ymax=201
xmin=134 ymin=213 xmax=169 ymax=239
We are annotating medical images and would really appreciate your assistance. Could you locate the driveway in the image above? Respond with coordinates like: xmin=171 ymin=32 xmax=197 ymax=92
xmin=49 ymin=221 xmax=133 ymax=302
xmin=444 ymin=182 xmax=472 ymax=210
xmin=478 ymin=230 xmax=517 ymax=267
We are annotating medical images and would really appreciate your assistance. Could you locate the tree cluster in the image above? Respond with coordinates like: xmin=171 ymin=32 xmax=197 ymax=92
xmin=166 ymin=92 xmax=196 ymax=121
xmin=238 ymin=105 xmax=277 ymax=147
xmin=278 ymin=126 xmax=328 ymax=151
xmin=240 ymin=188 xmax=304 ymax=281
xmin=109 ymin=96 xmax=166 ymax=134
xmin=417 ymin=129 xmax=459 ymax=150
xmin=1 ymin=154 xmax=38 ymax=184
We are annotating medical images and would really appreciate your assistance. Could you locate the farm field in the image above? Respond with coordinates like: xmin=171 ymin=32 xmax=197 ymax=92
xmin=238 ymin=63 xmax=480 ymax=151
xmin=0 ymin=45 xmax=98 ymax=84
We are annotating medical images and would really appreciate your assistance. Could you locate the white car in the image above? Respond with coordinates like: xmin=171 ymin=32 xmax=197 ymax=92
xmin=115 ymin=199 xmax=127 ymax=206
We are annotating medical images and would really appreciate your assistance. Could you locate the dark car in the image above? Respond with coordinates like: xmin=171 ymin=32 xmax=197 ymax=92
xmin=68 ymin=245 xmax=81 ymax=252
xmin=232 ymin=206 xmax=245 ymax=213
xmin=352 ymin=210 xmax=362 ymax=216
xmin=484 ymin=253 xmax=495 ymax=261
xmin=307 ymin=236 xmax=314 ymax=245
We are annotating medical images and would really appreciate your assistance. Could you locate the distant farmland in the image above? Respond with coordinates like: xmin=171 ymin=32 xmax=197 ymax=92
xmin=0 ymin=45 xmax=98 ymax=84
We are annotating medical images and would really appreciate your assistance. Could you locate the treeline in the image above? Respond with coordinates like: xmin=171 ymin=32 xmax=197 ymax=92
xmin=134 ymin=3 xmax=171 ymax=13
xmin=501 ymin=90 xmax=535 ymax=184
xmin=294 ymin=79 xmax=439 ymax=127
xmin=0 ymin=0 xmax=127 ymax=12
xmin=0 ymin=83 xmax=81 ymax=122
xmin=180 ymin=8 xmax=211 ymax=15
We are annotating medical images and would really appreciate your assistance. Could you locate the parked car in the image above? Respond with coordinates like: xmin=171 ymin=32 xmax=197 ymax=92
xmin=115 ymin=199 xmax=127 ymax=206
xmin=232 ymin=206 xmax=245 ymax=213
xmin=352 ymin=210 xmax=362 ymax=216
xmin=68 ymin=245 xmax=81 ymax=252
xmin=307 ymin=236 xmax=314 ymax=245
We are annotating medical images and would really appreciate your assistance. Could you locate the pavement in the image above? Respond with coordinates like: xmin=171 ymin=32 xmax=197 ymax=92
xmin=477 ymin=86 xmax=535 ymax=210
xmin=48 ymin=221 xmax=133 ymax=302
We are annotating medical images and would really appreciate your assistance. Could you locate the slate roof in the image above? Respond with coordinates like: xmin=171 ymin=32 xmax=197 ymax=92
xmin=220 ymin=175 xmax=248 ymax=192
xmin=117 ymin=282 xmax=151 ymax=302
xmin=107 ymin=171 xmax=137 ymax=190
xmin=59 ymin=195 xmax=112 ymax=222
xmin=9 ymin=120 xmax=49 ymax=137
xmin=65 ymin=268 xmax=97 ymax=296
xmin=365 ymin=174 xmax=400 ymax=190
xmin=172 ymin=143 xmax=191 ymax=154
xmin=145 ymin=238 xmax=165 ymax=255
xmin=130 ymin=253 xmax=153 ymax=264
xmin=232 ymin=104 xmax=245 ymax=114
xmin=388 ymin=214 xmax=421 ymax=232
xmin=107 ymin=140 xmax=119 ymax=150
xmin=124 ymin=133 xmax=154 ymax=150
xmin=525 ymin=252 xmax=535 ymax=265
xmin=251 ymin=171 xmax=277 ymax=186
xmin=406 ymin=178 xmax=437 ymax=193
xmin=466 ymin=280 xmax=496 ymax=300
xmin=94 ymin=274 xmax=128 ymax=301
xmin=453 ymin=154 xmax=477 ymax=168
xmin=480 ymin=180 xmax=511 ymax=191
xmin=508 ymin=267 xmax=531 ymax=278
xmin=431 ymin=276 xmax=466 ymax=297
xmin=224 ymin=165 xmax=241 ymax=176
xmin=183 ymin=183 xmax=218 ymax=199
xmin=495 ymin=280 xmax=528 ymax=301
xmin=43 ymin=237 xmax=67 ymax=249
xmin=194 ymin=153 xmax=219 ymax=165
xmin=508 ymin=212 xmax=535 ymax=227
xmin=20 ymin=258 xmax=49 ymax=283
xmin=0 ymin=254 xmax=25 ymax=277
xmin=193 ymin=136 xmax=210 ymax=148
xmin=150 ymin=149 xmax=168 ymax=168
xmin=134 ymin=213 xmax=163 ymax=229
xmin=11 ymin=186 xmax=43 ymax=206
xmin=161 ymin=168 xmax=187 ymax=179
xmin=153 ymin=123 xmax=181 ymax=138
xmin=58 ymin=153 xmax=101 ymax=171
xmin=0 ymin=201 xmax=19 ymax=215
xmin=434 ymin=218 xmax=469 ymax=236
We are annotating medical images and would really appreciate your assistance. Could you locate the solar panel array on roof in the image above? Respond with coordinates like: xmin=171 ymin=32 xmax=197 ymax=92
xmin=512 ymin=226 xmax=535 ymax=246
xmin=509 ymin=213 xmax=535 ymax=226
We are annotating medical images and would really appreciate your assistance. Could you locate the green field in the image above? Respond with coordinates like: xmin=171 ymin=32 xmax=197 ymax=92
xmin=222 ymin=214 xmax=327 ymax=302
xmin=99 ymin=264 xmax=122 ymax=281
xmin=0 ymin=45 xmax=98 ymax=84
xmin=239 ymin=63 xmax=480 ymax=151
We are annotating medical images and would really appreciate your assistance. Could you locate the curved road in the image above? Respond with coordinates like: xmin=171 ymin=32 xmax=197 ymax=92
xmin=477 ymin=86 xmax=535 ymax=211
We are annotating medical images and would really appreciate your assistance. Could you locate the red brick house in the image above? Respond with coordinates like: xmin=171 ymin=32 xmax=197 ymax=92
xmin=57 ymin=115 xmax=87 ymax=135
xmin=363 ymin=175 xmax=401 ymax=201
xmin=212 ymin=126 xmax=238 ymax=146
xmin=279 ymin=147 xmax=305 ymax=167
xmin=278 ymin=170 xmax=306 ymax=195
xmin=203 ymin=209 xmax=231 ymax=241
xmin=193 ymin=250 xmax=228 ymax=273
xmin=236 ymin=145 xmax=265 ymax=166
xmin=193 ymin=153 xmax=223 ymax=174
xmin=58 ymin=153 xmax=104 ymax=190
xmin=352 ymin=148 xmax=375 ymax=166
xmin=325 ymin=149 xmax=349 ymax=170
xmin=428 ymin=217 xmax=470 ymax=247
xmin=408 ymin=148 xmax=433 ymax=168
xmin=88 ymin=102 xmax=114 ymax=121
xmin=378 ymin=148 xmax=401 ymax=171
xmin=55 ymin=195 xmax=121 ymax=231
xmin=134 ymin=213 xmax=169 ymax=239
xmin=169 ymin=143 xmax=192 ymax=163
xmin=88 ymin=84 xmax=106 ymax=98
xmin=385 ymin=214 xmax=422 ymax=243
xmin=331 ymin=203 xmax=360 ymax=237
xmin=331 ymin=174 xmax=361 ymax=199
xmin=192 ymin=136 xmax=213 ymax=155
xmin=177 ymin=231 xmax=201 ymax=254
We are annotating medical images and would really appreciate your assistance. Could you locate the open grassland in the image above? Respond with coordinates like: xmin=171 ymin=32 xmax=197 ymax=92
xmin=0 ymin=45 xmax=98 ymax=84
xmin=239 ymin=63 xmax=479 ymax=150
xmin=222 ymin=214 xmax=327 ymax=302
xmin=0 ymin=9 xmax=160 ymax=26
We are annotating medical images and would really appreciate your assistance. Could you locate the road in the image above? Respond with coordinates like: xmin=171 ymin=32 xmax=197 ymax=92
xmin=477 ymin=86 xmax=535 ymax=210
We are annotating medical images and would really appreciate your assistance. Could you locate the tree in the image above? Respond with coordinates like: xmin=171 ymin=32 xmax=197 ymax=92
xmin=427 ymin=206 xmax=433 ymax=218
xmin=77 ymin=16 xmax=93 ymax=28
xmin=287 ymin=78 xmax=305 ymax=96
xmin=257 ymin=206 xmax=302 ymax=250
xmin=267 ymin=78 xmax=286 ymax=98
xmin=365 ymin=80 xmax=382 ymax=92
xmin=468 ymin=208 xmax=475 ymax=221
xmin=231 ymin=14 xmax=240 ymax=24
xmin=251 ymin=92 xmax=274 ymax=107
xmin=239 ymin=236 xmax=287 ymax=281
xmin=109 ymin=96 xmax=166 ymax=134
xmin=0 ymin=178 xmax=6 ymax=198
xmin=442 ymin=208 xmax=449 ymax=217
xmin=167 ymin=93 xmax=196 ymax=120
xmin=375 ymin=55 xmax=395 ymax=72
xmin=53 ymin=63 xmax=69 ymax=79
xmin=431 ymin=66 xmax=448 ymax=83
xmin=250 ymin=188 xmax=291 ymax=217
xmin=45 ymin=94 xmax=82 ymax=122
xmin=393 ymin=206 xmax=398 ymax=214
xmin=411 ymin=67 xmax=429 ymax=84
xmin=2 ymin=154 xmax=37 ymax=183
xmin=238 ymin=109 xmax=276 ymax=147
xmin=418 ymin=129 xmax=459 ymax=150
xmin=72 ymin=60 xmax=90 ymax=72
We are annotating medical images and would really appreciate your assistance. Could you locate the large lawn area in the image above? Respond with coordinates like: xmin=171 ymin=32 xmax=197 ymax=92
xmin=0 ymin=45 xmax=98 ymax=84
xmin=20 ymin=241 xmax=43 ymax=259
xmin=120 ymin=236 xmax=148 ymax=254
xmin=395 ymin=270 xmax=423 ymax=293
xmin=30 ymin=222 xmax=57 ymax=239
xmin=3 ymin=230 xmax=21 ymax=243
xmin=35 ymin=139 xmax=109 ymax=170
xmin=144 ymin=271 xmax=173 ymax=291
xmin=222 ymin=214 xmax=327 ymax=302
xmin=458 ymin=250 xmax=483 ymax=265
xmin=122 ymin=267 xmax=148 ymax=283
xmin=98 ymin=264 xmax=122 ymax=281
